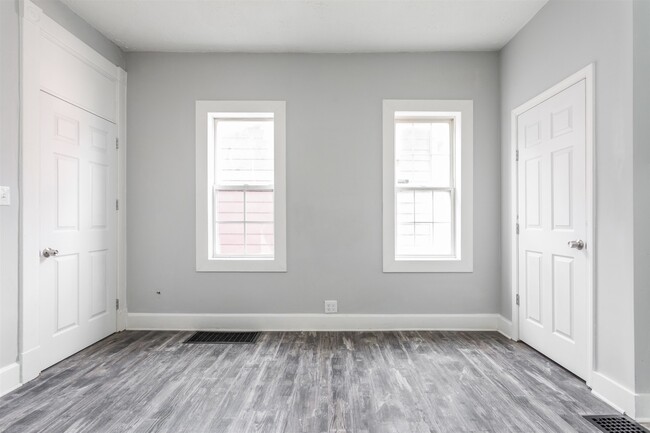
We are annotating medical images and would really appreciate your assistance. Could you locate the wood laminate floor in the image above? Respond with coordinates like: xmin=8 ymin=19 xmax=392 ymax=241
xmin=0 ymin=331 xmax=623 ymax=433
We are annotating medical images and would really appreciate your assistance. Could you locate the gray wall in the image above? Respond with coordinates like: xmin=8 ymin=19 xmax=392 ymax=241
xmin=500 ymin=0 xmax=636 ymax=390
xmin=0 ymin=0 xmax=21 ymax=370
xmin=125 ymin=52 xmax=501 ymax=315
xmin=32 ymin=0 xmax=125 ymax=69
xmin=0 ymin=0 xmax=124 ymax=371
xmin=633 ymin=0 xmax=650 ymax=396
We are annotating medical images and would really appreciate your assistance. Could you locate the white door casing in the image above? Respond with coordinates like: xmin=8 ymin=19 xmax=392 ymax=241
xmin=39 ymin=93 xmax=117 ymax=369
xmin=517 ymin=79 xmax=589 ymax=379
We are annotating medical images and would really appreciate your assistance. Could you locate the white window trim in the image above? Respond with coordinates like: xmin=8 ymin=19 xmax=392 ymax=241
xmin=383 ymin=100 xmax=473 ymax=273
xmin=196 ymin=100 xmax=287 ymax=272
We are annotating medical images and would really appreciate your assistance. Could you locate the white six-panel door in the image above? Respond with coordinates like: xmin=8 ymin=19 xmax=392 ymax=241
xmin=39 ymin=92 xmax=117 ymax=369
xmin=517 ymin=80 xmax=588 ymax=379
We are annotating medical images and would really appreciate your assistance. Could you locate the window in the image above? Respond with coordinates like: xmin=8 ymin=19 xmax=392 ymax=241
xmin=196 ymin=101 xmax=286 ymax=272
xmin=383 ymin=100 xmax=473 ymax=272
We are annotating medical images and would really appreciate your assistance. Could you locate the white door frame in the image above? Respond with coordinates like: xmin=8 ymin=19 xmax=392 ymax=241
xmin=510 ymin=63 xmax=595 ymax=385
xmin=19 ymin=0 xmax=127 ymax=383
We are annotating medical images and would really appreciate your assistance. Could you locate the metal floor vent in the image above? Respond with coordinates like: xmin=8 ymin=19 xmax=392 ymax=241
xmin=583 ymin=415 xmax=649 ymax=433
xmin=184 ymin=331 xmax=260 ymax=344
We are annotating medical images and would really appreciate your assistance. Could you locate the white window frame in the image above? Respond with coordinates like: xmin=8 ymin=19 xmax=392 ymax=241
xmin=383 ymin=100 xmax=473 ymax=273
xmin=196 ymin=101 xmax=287 ymax=272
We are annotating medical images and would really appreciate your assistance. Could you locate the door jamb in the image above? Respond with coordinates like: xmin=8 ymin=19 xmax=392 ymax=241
xmin=510 ymin=63 xmax=595 ymax=385
xmin=19 ymin=0 xmax=127 ymax=384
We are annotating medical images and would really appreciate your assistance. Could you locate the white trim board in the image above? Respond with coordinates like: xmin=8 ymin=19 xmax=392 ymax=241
xmin=127 ymin=313 xmax=506 ymax=332
xmin=590 ymin=371 xmax=635 ymax=416
xmin=497 ymin=315 xmax=513 ymax=339
xmin=0 ymin=363 xmax=21 ymax=397
xmin=588 ymin=369 xmax=650 ymax=422
xmin=116 ymin=68 xmax=128 ymax=331
xmin=635 ymin=393 xmax=650 ymax=422
xmin=509 ymin=64 xmax=595 ymax=379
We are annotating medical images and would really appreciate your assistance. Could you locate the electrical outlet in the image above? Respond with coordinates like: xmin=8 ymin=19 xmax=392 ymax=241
xmin=324 ymin=300 xmax=338 ymax=314
xmin=0 ymin=186 xmax=10 ymax=206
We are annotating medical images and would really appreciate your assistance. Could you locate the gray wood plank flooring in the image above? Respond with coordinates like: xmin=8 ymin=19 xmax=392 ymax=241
xmin=0 ymin=331 xmax=619 ymax=433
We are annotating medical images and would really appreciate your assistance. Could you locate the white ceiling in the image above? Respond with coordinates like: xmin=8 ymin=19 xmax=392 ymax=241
xmin=61 ymin=0 xmax=548 ymax=53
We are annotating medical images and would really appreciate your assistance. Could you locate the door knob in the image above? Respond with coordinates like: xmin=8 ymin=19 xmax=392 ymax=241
xmin=42 ymin=248 xmax=59 ymax=258
xmin=568 ymin=240 xmax=585 ymax=250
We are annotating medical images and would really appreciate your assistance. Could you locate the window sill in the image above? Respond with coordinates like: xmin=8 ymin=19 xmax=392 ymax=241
xmin=383 ymin=257 xmax=473 ymax=273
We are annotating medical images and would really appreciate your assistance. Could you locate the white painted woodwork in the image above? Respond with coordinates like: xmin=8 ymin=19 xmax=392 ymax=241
xmin=127 ymin=313 xmax=505 ymax=332
xmin=40 ymin=36 xmax=117 ymax=122
xmin=517 ymin=80 xmax=588 ymax=379
xmin=20 ymin=0 xmax=127 ymax=384
xmin=39 ymin=92 xmax=117 ymax=369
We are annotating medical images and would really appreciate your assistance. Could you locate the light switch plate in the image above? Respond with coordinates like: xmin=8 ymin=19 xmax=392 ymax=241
xmin=0 ymin=186 xmax=10 ymax=206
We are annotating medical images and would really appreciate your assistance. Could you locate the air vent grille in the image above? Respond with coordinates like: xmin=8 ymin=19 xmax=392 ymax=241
xmin=184 ymin=331 xmax=260 ymax=344
xmin=583 ymin=415 xmax=649 ymax=433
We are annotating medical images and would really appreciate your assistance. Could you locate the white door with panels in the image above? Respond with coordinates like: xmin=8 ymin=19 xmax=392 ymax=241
xmin=517 ymin=80 xmax=588 ymax=379
xmin=39 ymin=92 xmax=117 ymax=369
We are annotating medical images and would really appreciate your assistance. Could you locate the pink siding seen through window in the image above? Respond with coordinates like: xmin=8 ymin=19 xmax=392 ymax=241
xmin=213 ymin=118 xmax=274 ymax=258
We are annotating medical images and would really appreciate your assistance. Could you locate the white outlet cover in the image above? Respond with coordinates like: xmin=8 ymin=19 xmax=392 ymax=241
xmin=324 ymin=300 xmax=338 ymax=314
xmin=0 ymin=186 xmax=10 ymax=206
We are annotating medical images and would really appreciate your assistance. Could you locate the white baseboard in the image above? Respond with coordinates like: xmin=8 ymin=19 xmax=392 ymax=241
xmin=117 ymin=307 xmax=128 ymax=332
xmin=497 ymin=315 xmax=513 ymax=339
xmin=0 ymin=362 xmax=21 ymax=397
xmin=127 ymin=313 xmax=502 ymax=332
xmin=590 ymin=371 xmax=635 ymax=416
xmin=635 ymin=392 xmax=650 ymax=422
xmin=19 ymin=346 xmax=40 ymax=383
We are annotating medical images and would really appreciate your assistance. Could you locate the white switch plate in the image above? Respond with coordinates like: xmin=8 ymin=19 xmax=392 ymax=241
xmin=324 ymin=300 xmax=338 ymax=314
xmin=0 ymin=186 xmax=10 ymax=206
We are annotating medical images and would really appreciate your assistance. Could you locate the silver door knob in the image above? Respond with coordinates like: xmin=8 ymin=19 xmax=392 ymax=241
xmin=42 ymin=248 xmax=59 ymax=258
xmin=568 ymin=240 xmax=585 ymax=250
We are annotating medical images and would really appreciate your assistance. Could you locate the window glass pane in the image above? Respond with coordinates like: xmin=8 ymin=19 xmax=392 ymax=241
xmin=414 ymin=223 xmax=434 ymax=253
xmin=216 ymin=191 xmax=244 ymax=222
xmin=396 ymin=190 xmax=415 ymax=224
xmin=246 ymin=191 xmax=274 ymax=223
xmin=431 ymin=155 xmax=450 ymax=187
xmin=430 ymin=123 xmax=450 ymax=155
xmin=433 ymin=190 xmax=452 ymax=223
xmin=215 ymin=120 xmax=274 ymax=186
xmin=396 ymin=223 xmax=415 ymax=255
xmin=433 ymin=223 xmax=452 ymax=255
xmin=246 ymin=223 xmax=274 ymax=255
xmin=395 ymin=121 xmax=450 ymax=187
xmin=215 ymin=223 xmax=245 ymax=256
xmin=414 ymin=190 xmax=433 ymax=222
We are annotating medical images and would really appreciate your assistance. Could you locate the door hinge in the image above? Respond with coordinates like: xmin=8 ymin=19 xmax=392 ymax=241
xmin=515 ymin=149 xmax=519 ymax=162
xmin=116 ymin=199 xmax=119 ymax=211
xmin=516 ymin=294 xmax=520 ymax=306
xmin=516 ymin=223 xmax=520 ymax=235
xmin=116 ymin=138 xmax=119 ymax=150
xmin=116 ymin=299 xmax=120 ymax=310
